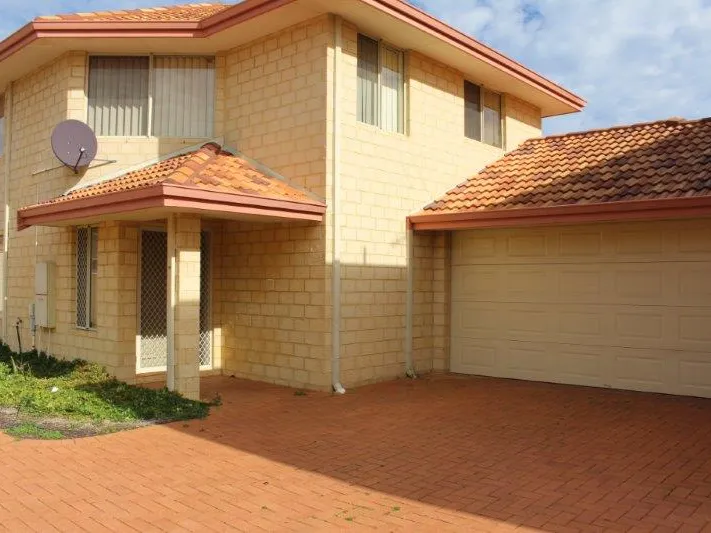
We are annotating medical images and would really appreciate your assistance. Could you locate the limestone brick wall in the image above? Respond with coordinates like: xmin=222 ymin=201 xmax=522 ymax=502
xmin=0 ymin=157 xmax=4 ymax=213
xmin=505 ymin=95 xmax=543 ymax=152
xmin=3 ymin=51 xmax=218 ymax=379
xmin=219 ymin=221 xmax=330 ymax=390
xmin=336 ymin=21 xmax=543 ymax=386
xmin=218 ymin=16 xmax=331 ymax=389
xmin=172 ymin=214 xmax=202 ymax=400
xmin=0 ymin=156 xmax=4 ymax=329
xmin=5 ymin=52 xmax=91 ymax=358
xmin=1 ymin=16 xmax=546 ymax=391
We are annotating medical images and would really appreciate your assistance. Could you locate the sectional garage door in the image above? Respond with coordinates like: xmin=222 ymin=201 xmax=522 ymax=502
xmin=451 ymin=219 xmax=711 ymax=398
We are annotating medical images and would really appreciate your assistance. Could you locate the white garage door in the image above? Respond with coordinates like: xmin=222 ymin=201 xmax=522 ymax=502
xmin=451 ymin=219 xmax=711 ymax=398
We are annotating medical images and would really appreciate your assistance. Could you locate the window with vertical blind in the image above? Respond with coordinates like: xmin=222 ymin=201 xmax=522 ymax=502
xmin=87 ymin=56 xmax=215 ymax=138
xmin=357 ymin=34 xmax=405 ymax=134
xmin=464 ymin=81 xmax=503 ymax=148
xmin=76 ymin=227 xmax=98 ymax=329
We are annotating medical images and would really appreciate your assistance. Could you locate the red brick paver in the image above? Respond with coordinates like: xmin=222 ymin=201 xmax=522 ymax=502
xmin=1 ymin=375 xmax=711 ymax=532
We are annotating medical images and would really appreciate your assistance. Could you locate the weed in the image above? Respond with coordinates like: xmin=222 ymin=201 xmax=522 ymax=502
xmin=6 ymin=423 xmax=64 ymax=440
xmin=0 ymin=344 xmax=210 ymax=431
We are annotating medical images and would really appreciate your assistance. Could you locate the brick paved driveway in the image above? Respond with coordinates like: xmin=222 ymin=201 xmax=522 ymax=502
xmin=1 ymin=375 xmax=711 ymax=532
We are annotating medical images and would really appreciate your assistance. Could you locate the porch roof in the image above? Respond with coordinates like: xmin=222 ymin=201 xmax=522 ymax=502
xmin=17 ymin=143 xmax=326 ymax=230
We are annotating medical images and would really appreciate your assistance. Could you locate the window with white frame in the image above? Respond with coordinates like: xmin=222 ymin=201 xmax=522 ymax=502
xmin=76 ymin=227 xmax=98 ymax=329
xmin=0 ymin=94 xmax=5 ymax=157
xmin=357 ymin=34 xmax=406 ymax=134
xmin=464 ymin=80 xmax=503 ymax=148
xmin=87 ymin=56 xmax=216 ymax=138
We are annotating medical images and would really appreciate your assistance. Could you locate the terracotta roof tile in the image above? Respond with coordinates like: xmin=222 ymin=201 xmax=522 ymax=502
xmin=421 ymin=117 xmax=711 ymax=215
xmin=32 ymin=143 xmax=323 ymax=208
xmin=36 ymin=3 xmax=230 ymax=23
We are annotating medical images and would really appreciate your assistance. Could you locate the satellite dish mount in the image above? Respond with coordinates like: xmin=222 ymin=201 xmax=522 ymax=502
xmin=51 ymin=120 xmax=99 ymax=174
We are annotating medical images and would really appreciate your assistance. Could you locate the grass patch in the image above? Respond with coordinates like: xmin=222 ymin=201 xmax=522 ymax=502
xmin=6 ymin=422 xmax=64 ymax=440
xmin=0 ymin=344 xmax=210 ymax=436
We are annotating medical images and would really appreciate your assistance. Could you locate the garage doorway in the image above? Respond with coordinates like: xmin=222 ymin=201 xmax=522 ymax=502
xmin=450 ymin=220 xmax=711 ymax=398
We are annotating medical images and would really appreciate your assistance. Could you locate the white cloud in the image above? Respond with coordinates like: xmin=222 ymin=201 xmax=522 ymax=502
xmin=415 ymin=0 xmax=711 ymax=133
xmin=1 ymin=0 xmax=710 ymax=134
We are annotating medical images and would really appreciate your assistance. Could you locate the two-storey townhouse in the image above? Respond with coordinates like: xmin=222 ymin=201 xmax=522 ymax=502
xmin=0 ymin=0 xmax=587 ymax=400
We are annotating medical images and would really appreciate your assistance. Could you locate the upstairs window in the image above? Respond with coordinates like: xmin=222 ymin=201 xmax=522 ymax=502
xmin=0 ymin=94 xmax=4 ymax=157
xmin=464 ymin=81 xmax=503 ymax=148
xmin=88 ymin=56 xmax=215 ymax=138
xmin=357 ymin=34 xmax=405 ymax=134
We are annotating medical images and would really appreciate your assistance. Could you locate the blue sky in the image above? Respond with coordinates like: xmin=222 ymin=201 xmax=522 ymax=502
xmin=1 ymin=0 xmax=709 ymax=134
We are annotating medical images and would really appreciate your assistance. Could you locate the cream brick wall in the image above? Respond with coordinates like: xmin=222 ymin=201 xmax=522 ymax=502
xmin=1 ymin=15 xmax=545 ymax=391
xmin=0 ymin=157 xmax=4 ymax=213
xmin=336 ymin=22 xmax=543 ymax=386
xmin=2 ymin=51 xmax=217 ymax=380
xmin=2 ymin=52 xmax=144 ymax=379
xmin=217 ymin=16 xmax=331 ymax=390
xmin=173 ymin=214 xmax=202 ymax=400
xmin=218 ymin=221 xmax=331 ymax=390
xmin=505 ymin=95 xmax=543 ymax=153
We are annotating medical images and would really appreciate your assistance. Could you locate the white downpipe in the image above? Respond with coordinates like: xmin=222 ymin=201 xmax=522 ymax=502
xmin=166 ymin=214 xmax=176 ymax=391
xmin=2 ymin=84 xmax=13 ymax=344
xmin=405 ymin=227 xmax=415 ymax=377
xmin=331 ymin=15 xmax=346 ymax=395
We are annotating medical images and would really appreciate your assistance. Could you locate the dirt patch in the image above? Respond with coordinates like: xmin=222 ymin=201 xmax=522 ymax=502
xmin=0 ymin=409 xmax=158 ymax=439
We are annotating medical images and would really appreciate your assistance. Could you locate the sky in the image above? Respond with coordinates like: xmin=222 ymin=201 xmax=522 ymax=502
xmin=1 ymin=0 xmax=709 ymax=134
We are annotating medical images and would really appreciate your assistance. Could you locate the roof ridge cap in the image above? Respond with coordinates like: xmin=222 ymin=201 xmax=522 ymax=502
xmin=164 ymin=143 xmax=222 ymax=185
xmin=531 ymin=116 xmax=711 ymax=143
xmin=35 ymin=2 xmax=228 ymax=22
xmin=63 ymin=138 xmax=225 ymax=196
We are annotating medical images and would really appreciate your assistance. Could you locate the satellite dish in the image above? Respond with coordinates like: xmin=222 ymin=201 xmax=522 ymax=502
xmin=51 ymin=120 xmax=98 ymax=174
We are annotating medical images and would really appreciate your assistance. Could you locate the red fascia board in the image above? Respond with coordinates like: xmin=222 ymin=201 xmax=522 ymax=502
xmin=0 ymin=0 xmax=584 ymax=113
xmin=407 ymin=196 xmax=711 ymax=231
xmin=198 ymin=0 xmax=297 ymax=36
xmin=17 ymin=184 xmax=326 ymax=230
xmin=356 ymin=0 xmax=585 ymax=111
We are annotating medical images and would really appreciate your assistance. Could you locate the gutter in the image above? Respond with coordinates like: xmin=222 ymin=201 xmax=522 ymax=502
xmin=16 ymin=184 xmax=327 ymax=230
xmin=408 ymin=195 xmax=711 ymax=231
xmin=2 ymin=84 xmax=12 ymax=344
xmin=330 ymin=15 xmax=345 ymax=395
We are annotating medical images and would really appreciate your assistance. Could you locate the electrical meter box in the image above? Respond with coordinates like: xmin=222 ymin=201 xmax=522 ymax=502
xmin=35 ymin=261 xmax=56 ymax=328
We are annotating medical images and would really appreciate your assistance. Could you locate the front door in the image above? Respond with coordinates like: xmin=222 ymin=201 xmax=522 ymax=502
xmin=137 ymin=230 xmax=212 ymax=372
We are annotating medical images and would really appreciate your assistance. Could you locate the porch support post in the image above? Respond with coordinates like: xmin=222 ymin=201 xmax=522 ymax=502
xmin=167 ymin=213 xmax=201 ymax=400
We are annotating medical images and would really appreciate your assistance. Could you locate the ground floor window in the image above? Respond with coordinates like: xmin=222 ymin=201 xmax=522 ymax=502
xmin=76 ymin=227 xmax=98 ymax=329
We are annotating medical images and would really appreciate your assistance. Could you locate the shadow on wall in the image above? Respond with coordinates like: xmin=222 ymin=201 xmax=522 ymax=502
xmin=220 ymin=256 xmax=445 ymax=388
xmin=166 ymin=374 xmax=711 ymax=531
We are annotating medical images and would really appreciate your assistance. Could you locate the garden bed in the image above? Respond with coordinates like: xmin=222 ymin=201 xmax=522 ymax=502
xmin=0 ymin=345 xmax=211 ymax=439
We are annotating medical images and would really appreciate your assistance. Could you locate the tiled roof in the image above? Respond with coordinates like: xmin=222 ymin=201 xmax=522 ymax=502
xmin=35 ymin=3 xmax=230 ymax=23
xmin=36 ymin=143 xmax=323 ymax=208
xmin=422 ymin=117 xmax=711 ymax=215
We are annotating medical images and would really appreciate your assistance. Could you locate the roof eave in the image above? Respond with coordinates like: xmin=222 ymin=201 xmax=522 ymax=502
xmin=0 ymin=0 xmax=584 ymax=115
xmin=357 ymin=0 xmax=585 ymax=113
xmin=408 ymin=196 xmax=711 ymax=231
xmin=16 ymin=184 xmax=327 ymax=230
